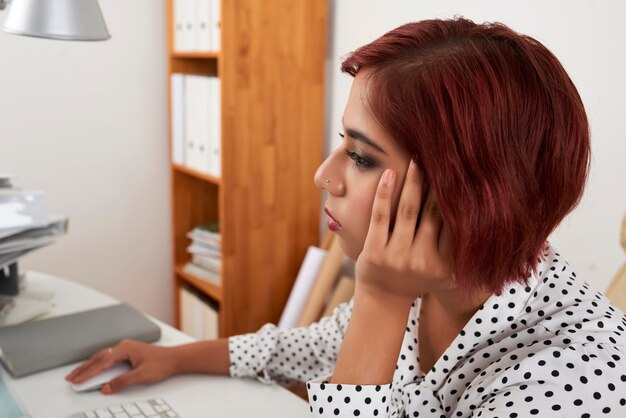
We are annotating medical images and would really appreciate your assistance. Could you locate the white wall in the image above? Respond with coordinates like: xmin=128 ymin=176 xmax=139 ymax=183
xmin=0 ymin=1 xmax=173 ymax=323
xmin=325 ymin=0 xmax=626 ymax=292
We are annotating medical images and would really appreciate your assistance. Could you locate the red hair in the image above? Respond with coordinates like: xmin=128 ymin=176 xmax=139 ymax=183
xmin=342 ymin=18 xmax=590 ymax=294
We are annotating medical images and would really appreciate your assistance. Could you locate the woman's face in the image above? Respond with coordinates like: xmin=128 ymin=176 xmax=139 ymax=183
xmin=315 ymin=71 xmax=412 ymax=261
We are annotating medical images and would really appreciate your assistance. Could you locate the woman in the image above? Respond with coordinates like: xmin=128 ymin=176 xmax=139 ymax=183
xmin=67 ymin=18 xmax=626 ymax=417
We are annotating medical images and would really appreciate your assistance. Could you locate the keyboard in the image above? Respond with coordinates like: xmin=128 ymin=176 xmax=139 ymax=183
xmin=68 ymin=398 xmax=180 ymax=418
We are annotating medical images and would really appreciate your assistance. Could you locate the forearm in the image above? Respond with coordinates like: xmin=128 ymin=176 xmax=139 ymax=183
xmin=330 ymin=288 xmax=413 ymax=385
xmin=170 ymin=338 xmax=231 ymax=376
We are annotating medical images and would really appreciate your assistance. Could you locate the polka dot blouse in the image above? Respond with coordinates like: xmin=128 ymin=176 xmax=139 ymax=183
xmin=229 ymin=245 xmax=626 ymax=417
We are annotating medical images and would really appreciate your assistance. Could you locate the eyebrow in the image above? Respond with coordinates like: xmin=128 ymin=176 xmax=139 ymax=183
xmin=342 ymin=117 xmax=387 ymax=155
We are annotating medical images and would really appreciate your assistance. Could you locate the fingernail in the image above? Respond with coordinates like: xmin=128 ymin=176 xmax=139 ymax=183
xmin=383 ymin=169 xmax=395 ymax=185
xmin=101 ymin=384 xmax=111 ymax=394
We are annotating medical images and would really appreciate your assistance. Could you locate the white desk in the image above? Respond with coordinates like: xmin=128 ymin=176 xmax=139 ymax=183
xmin=1 ymin=272 xmax=308 ymax=418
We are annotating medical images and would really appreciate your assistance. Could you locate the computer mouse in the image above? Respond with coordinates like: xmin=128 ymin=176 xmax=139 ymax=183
xmin=70 ymin=362 xmax=132 ymax=393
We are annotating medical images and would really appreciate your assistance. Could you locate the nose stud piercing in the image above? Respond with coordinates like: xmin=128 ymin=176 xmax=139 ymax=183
xmin=325 ymin=179 xmax=331 ymax=184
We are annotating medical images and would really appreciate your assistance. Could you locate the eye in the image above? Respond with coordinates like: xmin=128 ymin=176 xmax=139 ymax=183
xmin=338 ymin=131 xmax=376 ymax=170
xmin=345 ymin=149 xmax=375 ymax=170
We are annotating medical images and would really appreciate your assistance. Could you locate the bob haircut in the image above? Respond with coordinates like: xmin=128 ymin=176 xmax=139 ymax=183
xmin=342 ymin=18 xmax=590 ymax=294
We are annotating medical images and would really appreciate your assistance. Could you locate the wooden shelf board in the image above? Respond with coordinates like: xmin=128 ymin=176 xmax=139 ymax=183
xmin=172 ymin=51 xmax=220 ymax=60
xmin=175 ymin=264 xmax=223 ymax=303
xmin=172 ymin=163 xmax=222 ymax=185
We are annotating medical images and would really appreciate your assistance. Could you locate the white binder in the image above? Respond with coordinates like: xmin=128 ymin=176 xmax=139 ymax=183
xmin=208 ymin=77 xmax=221 ymax=178
xmin=182 ymin=75 xmax=218 ymax=176
xmin=198 ymin=76 xmax=212 ymax=174
xmin=195 ymin=0 xmax=211 ymax=51
xmin=210 ymin=0 xmax=221 ymax=51
xmin=185 ymin=75 xmax=212 ymax=174
xmin=173 ymin=0 xmax=185 ymax=51
xmin=184 ymin=75 xmax=200 ymax=171
xmin=180 ymin=287 xmax=219 ymax=340
xmin=174 ymin=0 xmax=195 ymax=51
xmin=171 ymin=74 xmax=186 ymax=165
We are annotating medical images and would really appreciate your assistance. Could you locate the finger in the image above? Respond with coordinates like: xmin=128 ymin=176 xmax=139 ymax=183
xmin=363 ymin=169 xmax=396 ymax=251
xmin=69 ymin=357 xmax=118 ymax=384
xmin=69 ymin=348 xmax=125 ymax=384
xmin=388 ymin=160 xmax=423 ymax=248
xmin=414 ymin=186 xmax=443 ymax=254
xmin=65 ymin=348 xmax=108 ymax=381
xmin=102 ymin=368 xmax=143 ymax=394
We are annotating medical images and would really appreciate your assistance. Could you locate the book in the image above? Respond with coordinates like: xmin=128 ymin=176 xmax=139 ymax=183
xmin=187 ymin=243 xmax=220 ymax=258
xmin=0 ymin=303 xmax=161 ymax=378
xmin=183 ymin=262 xmax=220 ymax=286
xmin=186 ymin=239 xmax=220 ymax=252
xmin=189 ymin=222 xmax=220 ymax=239
xmin=187 ymin=231 xmax=220 ymax=247
xmin=191 ymin=254 xmax=221 ymax=273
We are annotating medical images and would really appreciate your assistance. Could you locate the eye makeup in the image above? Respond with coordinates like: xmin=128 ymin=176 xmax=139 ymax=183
xmin=339 ymin=132 xmax=378 ymax=170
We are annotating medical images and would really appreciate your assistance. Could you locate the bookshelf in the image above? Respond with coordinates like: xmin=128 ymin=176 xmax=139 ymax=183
xmin=166 ymin=0 xmax=327 ymax=337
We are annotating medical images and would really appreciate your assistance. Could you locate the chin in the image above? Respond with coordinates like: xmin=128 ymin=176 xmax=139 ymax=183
xmin=335 ymin=234 xmax=361 ymax=262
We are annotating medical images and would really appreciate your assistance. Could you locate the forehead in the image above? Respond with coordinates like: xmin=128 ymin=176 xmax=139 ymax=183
xmin=344 ymin=71 xmax=406 ymax=157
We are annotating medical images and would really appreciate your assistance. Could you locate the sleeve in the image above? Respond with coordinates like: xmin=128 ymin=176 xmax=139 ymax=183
xmin=468 ymin=344 xmax=626 ymax=418
xmin=306 ymin=376 xmax=394 ymax=418
xmin=228 ymin=298 xmax=354 ymax=386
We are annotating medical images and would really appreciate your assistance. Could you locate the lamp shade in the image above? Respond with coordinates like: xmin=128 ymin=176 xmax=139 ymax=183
xmin=3 ymin=0 xmax=110 ymax=41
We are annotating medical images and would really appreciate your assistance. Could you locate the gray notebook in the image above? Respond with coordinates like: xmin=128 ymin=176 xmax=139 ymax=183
xmin=0 ymin=303 xmax=161 ymax=378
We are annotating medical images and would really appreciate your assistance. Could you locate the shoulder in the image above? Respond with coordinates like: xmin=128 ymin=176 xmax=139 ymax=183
xmin=509 ymin=244 xmax=626 ymax=348
xmin=465 ymin=245 xmax=626 ymax=415
xmin=471 ymin=343 xmax=626 ymax=417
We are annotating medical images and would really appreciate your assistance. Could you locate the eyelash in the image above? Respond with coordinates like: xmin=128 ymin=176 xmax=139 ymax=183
xmin=339 ymin=132 xmax=376 ymax=170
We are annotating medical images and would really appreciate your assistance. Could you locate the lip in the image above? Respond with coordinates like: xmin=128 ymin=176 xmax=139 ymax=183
xmin=324 ymin=207 xmax=343 ymax=232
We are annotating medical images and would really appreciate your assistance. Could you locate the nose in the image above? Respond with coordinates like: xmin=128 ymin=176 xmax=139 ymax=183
xmin=314 ymin=150 xmax=345 ymax=196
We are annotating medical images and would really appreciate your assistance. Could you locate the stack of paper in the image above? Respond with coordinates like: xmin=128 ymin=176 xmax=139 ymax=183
xmin=183 ymin=222 xmax=221 ymax=285
xmin=0 ymin=174 xmax=69 ymax=269
xmin=0 ymin=174 xmax=68 ymax=323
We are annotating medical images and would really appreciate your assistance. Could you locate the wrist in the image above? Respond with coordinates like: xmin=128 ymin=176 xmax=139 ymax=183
xmin=353 ymin=283 xmax=415 ymax=314
xmin=166 ymin=345 xmax=186 ymax=375
xmin=331 ymin=286 xmax=412 ymax=385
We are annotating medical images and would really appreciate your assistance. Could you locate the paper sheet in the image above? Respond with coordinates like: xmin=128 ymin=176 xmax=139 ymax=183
xmin=278 ymin=246 xmax=327 ymax=330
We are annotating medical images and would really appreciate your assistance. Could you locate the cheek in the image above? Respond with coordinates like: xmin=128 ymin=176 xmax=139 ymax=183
xmin=353 ymin=194 xmax=375 ymax=237
xmin=346 ymin=181 xmax=379 ymax=246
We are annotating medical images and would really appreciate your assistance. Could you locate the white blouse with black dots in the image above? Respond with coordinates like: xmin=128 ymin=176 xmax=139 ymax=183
xmin=229 ymin=245 xmax=626 ymax=417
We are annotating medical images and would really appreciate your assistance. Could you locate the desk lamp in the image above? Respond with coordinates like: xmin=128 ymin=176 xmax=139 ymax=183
xmin=0 ymin=0 xmax=109 ymax=41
